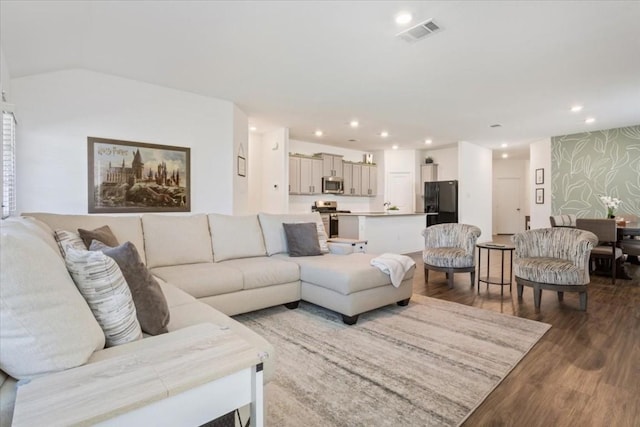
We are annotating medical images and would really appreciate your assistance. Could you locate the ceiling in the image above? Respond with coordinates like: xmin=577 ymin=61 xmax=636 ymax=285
xmin=2 ymin=1 xmax=640 ymax=159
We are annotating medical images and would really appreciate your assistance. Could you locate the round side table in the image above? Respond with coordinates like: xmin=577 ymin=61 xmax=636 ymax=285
xmin=476 ymin=242 xmax=515 ymax=295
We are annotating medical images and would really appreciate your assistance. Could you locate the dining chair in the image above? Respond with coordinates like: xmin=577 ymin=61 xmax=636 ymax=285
xmin=549 ymin=214 xmax=577 ymax=228
xmin=617 ymin=213 xmax=640 ymax=260
xmin=576 ymin=218 xmax=623 ymax=284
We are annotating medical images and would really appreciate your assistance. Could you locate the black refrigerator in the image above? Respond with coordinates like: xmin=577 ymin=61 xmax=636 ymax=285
xmin=424 ymin=180 xmax=459 ymax=227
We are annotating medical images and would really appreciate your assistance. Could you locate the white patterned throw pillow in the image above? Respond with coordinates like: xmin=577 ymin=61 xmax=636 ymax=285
xmin=54 ymin=229 xmax=87 ymax=258
xmin=65 ymin=247 xmax=143 ymax=347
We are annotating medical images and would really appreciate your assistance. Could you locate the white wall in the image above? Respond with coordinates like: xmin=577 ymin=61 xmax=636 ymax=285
xmin=259 ymin=127 xmax=289 ymax=213
xmin=529 ymin=138 xmax=552 ymax=229
xmin=492 ymin=158 xmax=530 ymax=233
xmin=12 ymin=69 xmax=241 ymax=214
xmin=232 ymin=105 xmax=249 ymax=214
xmin=458 ymin=141 xmax=492 ymax=242
xmin=247 ymin=131 xmax=263 ymax=214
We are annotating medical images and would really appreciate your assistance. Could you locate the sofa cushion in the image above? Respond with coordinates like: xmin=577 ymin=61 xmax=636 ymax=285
xmin=150 ymin=263 xmax=244 ymax=298
xmin=514 ymin=257 xmax=585 ymax=285
xmin=0 ymin=226 xmax=105 ymax=379
xmin=423 ymin=247 xmax=474 ymax=268
xmin=78 ymin=225 xmax=119 ymax=249
xmin=5 ymin=216 xmax=60 ymax=255
xmin=276 ymin=253 xmax=408 ymax=295
xmin=65 ymin=247 xmax=143 ymax=347
xmin=91 ymin=241 xmax=170 ymax=336
xmin=220 ymin=257 xmax=300 ymax=290
xmin=54 ymin=229 xmax=87 ymax=258
xmin=208 ymin=214 xmax=266 ymax=262
xmin=283 ymin=222 xmax=322 ymax=257
xmin=258 ymin=212 xmax=326 ymax=256
xmin=142 ymin=214 xmax=213 ymax=268
xmin=25 ymin=213 xmax=147 ymax=263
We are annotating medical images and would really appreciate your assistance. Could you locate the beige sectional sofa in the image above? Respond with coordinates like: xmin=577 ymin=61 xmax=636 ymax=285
xmin=0 ymin=211 xmax=414 ymax=426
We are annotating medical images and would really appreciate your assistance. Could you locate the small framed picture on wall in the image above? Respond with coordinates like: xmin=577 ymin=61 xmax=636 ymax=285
xmin=535 ymin=188 xmax=544 ymax=204
xmin=535 ymin=168 xmax=544 ymax=185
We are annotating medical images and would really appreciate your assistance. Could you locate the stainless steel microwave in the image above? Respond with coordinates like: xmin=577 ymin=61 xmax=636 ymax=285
xmin=322 ymin=176 xmax=344 ymax=194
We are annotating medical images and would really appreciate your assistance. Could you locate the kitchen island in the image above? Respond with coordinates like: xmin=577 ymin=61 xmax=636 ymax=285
xmin=337 ymin=212 xmax=427 ymax=254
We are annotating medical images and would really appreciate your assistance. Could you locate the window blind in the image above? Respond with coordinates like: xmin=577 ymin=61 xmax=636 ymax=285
xmin=2 ymin=109 xmax=16 ymax=218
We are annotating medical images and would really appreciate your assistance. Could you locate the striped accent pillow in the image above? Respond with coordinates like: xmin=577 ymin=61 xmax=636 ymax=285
xmin=64 ymin=247 xmax=143 ymax=347
xmin=54 ymin=229 xmax=86 ymax=258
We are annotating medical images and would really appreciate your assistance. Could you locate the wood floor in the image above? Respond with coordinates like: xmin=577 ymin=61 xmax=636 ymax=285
xmin=408 ymin=235 xmax=640 ymax=427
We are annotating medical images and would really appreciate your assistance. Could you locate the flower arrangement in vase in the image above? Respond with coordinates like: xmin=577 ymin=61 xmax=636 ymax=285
xmin=599 ymin=195 xmax=622 ymax=218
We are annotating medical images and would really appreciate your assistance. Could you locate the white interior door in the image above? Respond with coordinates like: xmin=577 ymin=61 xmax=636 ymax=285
xmin=386 ymin=172 xmax=413 ymax=213
xmin=496 ymin=177 xmax=522 ymax=234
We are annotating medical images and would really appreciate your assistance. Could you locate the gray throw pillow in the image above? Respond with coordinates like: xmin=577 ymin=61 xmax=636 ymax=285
xmin=78 ymin=225 xmax=119 ymax=249
xmin=90 ymin=240 xmax=170 ymax=335
xmin=283 ymin=222 xmax=323 ymax=257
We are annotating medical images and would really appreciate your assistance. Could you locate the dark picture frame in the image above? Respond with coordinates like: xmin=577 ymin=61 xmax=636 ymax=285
xmin=238 ymin=155 xmax=246 ymax=177
xmin=88 ymin=137 xmax=190 ymax=213
xmin=535 ymin=188 xmax=544 ymax=204
xmin=535 ymin=168 xmax=544 ymax=185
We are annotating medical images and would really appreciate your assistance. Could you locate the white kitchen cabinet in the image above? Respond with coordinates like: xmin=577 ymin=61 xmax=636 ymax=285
xmin=361 ymin=164 xmax=377 ymax=196
xmin=289 ymin=156 xmax=301 ymax=194
xmin=300 ymin=157 xmax=322 ymax=194
xmin=421 ymin=164 xmax=438 ymax=184
xmin=290 ymin=155 xmax=322 ymax=194
xmin=320 ymin=153 xmax=343 ymax=178
xmin=342 ymin=162 xmax=362 ymax=196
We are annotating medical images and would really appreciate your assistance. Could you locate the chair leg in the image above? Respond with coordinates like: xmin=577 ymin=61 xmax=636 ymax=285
xmin=611 ymin=256 xmax=616 ymax=285
xmin=579 ymin=292 xmax=588 ymax=311
xmin=424 ymin=267 xmax=429 ymax=283
xmin=470 ymin=270 xmax=475 ymax=288
xmin=447 ymin=270 xmax=454 ymax=289
xmin=517 ymin=283 xmax=524 ymax=299
xmin=533 ymin=286 xmax=542 ymax=311
xmin=557 ymin=291 xmax=564 ymax=301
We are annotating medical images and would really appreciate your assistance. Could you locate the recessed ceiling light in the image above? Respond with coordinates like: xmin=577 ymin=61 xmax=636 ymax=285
xmin=349 ymin=120 xmax=359 ymax=128
xmin=395 ymin=12 xmax=413 ymax=25
xmin=501 ymin=143 xmax=508 ymax=148
xmin=249 ymin=126 xmax=257 ymax=132
xmin=314 ymin=130 xmax=323 ymax=137
xmin=585 ymin=117 xmax=595 ymax=124
xmin=425 ymin=139 xmax=432 ymax=144
xmin=392 ymin=144 xmax=399 ymax=150
xmin=502 ymin=153 xmax=508 ymax=159
xmin=571 ymin=105 xmax=583 ymax=112
xmin=380 ymin=131 xmax=389 ymax=138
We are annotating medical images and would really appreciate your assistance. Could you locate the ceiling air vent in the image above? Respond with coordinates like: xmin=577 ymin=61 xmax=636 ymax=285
xmin=397 ymin=19 xmax=441 ymax=43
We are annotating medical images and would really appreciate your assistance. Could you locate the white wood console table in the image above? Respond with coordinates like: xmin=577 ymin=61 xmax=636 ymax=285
xmin=12 ymin=323 xmax=265 ymax=427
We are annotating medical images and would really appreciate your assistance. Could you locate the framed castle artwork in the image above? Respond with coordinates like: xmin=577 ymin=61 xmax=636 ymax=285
xmin=88 ymin=137 xmax=191 ymax=213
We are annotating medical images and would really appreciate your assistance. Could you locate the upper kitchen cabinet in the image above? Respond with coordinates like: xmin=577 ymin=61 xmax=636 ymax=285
xmin=319 ymin=153 xmax=344 ymax=178
xmin=342 ymin=162 xmax=362 ymax=196
xmin=361 ymin=164 xmax=377 ymax=196
xmin=289 ymin=154 xmax=322 ymax=195
xmin=421 ymin=164 xmax=438 ymax=183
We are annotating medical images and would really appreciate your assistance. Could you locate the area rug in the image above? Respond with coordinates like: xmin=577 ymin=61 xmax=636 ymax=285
xmin=236 ymin=295 xmax=550 ymax=426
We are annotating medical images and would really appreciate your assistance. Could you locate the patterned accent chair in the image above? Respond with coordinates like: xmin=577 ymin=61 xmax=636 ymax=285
xmin=422 ymin=223 xmax=481 ymax=289
xmin=549 ymin=214 xmax=577 ymax=228
xmin=512 ymin=228 xmax=598 ymax=311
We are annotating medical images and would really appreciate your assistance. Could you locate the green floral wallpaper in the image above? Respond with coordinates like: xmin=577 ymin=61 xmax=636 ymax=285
xmin=551 ymin=125 xmax=640 ymax=218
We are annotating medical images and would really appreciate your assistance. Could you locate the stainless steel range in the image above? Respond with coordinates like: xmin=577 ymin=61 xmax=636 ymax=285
xmin=312 ymin=201 xmax=351 ymax=238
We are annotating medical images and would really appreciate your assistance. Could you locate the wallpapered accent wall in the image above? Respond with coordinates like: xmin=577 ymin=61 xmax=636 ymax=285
xmin=551 ymin=125 xmax=640 ymax=218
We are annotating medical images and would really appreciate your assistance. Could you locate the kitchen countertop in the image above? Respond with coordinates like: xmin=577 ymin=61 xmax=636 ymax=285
xmin=337 ymin=212 xmax=426 ymax=217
